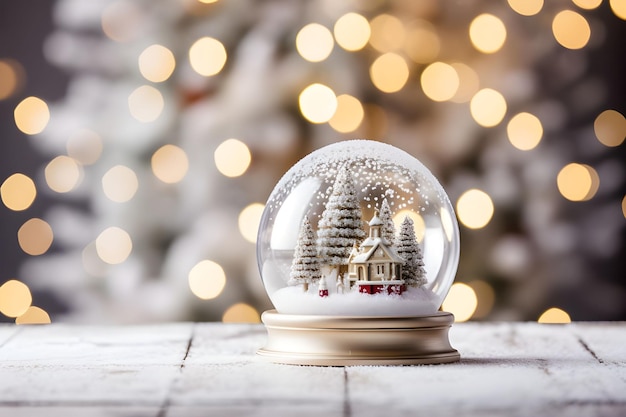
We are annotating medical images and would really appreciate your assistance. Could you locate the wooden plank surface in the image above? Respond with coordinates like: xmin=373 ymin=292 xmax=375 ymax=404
xmin=0 ymin=322 xmax=624 ymax=417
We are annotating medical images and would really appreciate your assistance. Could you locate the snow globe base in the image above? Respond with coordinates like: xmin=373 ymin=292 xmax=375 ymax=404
xmin=257 ymin=309 xmax=459 ymax=366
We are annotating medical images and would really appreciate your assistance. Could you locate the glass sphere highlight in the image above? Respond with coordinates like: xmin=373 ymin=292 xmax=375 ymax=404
xmin=257 ymin=140 xmax=460 ymax=316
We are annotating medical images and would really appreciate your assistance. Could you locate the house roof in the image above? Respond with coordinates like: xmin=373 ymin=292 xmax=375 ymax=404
xmin=352 ymin=238 xmax=404 ymax=264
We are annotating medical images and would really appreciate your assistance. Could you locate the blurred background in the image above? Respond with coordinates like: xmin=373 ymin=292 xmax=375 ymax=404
xmin=1 ymin=0 xmax=625 ymax=324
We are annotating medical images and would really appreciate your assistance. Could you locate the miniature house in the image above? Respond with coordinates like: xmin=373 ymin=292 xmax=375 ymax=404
xmin=348 ymin=211 xmax=406 ymax=295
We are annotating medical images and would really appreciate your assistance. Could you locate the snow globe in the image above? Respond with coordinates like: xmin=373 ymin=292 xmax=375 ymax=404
xmin=257 ymin=140 xmax=460 ymax=365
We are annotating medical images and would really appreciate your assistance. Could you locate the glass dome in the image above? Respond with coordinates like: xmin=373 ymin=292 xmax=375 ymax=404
xmin=257 ymin=140 xmax=460 ymax=317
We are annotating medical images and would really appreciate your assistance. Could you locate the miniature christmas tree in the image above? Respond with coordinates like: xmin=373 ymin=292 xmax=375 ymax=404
xmin=397 ymin=216 xmax=427 ymax=288
xmin=288 ymin=217 xmax=320 ymax=292
xmin=317 ymin=167 xmax=365 ymax=276
xmin=379 ymin=198 xmax=396 ymax=246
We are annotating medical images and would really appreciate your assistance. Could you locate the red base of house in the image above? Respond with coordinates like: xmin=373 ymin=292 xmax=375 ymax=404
xmin=319 ymin=289 xmax=329 ymax=297
xmin=358 ymin=284 xmax=405 ymax=295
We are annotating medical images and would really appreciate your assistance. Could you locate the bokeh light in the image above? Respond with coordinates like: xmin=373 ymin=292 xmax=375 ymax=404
xmin=552 ymin=10 xmax=591 ymax=50
xmin=138 ymin=44 xmax=176 ymax=83
xmin=0 ymin=59 xmax=24 ymax=100
xmin=404 ymin=24 xmax=440 ymax=64
xmin=189 ymin=37 xmax=227 ymax=76
xmin=450 ymin=63 xmax=480 ymax=103
xmin=468 ymin=280 xmax=495 ymax=319
xmin=594 ymin=109 xmax=626 ymax=147
xmin=66 ymin=129 xmax=103 ymax=165
xmin=470 ymin=88 xmax=507 ymax=127
xmin=18 ymin=218 xmax=54 ymax=256
xmin=557 ymin=163 xmax=600 ymax=201
xmin=0 ymin=280 xmax=32 ymax=318
xmin=188 ymin=260 xmax=226 ymax=300
xmin=238 ymin=203 xmax=265 ymax=243
xmin=222 ymin=302 xmax=260 ymax=323
xmin=298 ymin=83 xmax=337 ymax=123
xmin=538 ymin=307 xmax=571 ymax=323
xmin=45 ymin=156 xmax=82 ymax=193
xmin=370 ymin=53 xmax=409 ymax=93
xmin=611 ymin=0 xmax=626 ymax=19
xmin=469 ymin=14 xmax=507 ymax=54
xmin=296 ymin=23 xmax=334 ymax=62
xmin=102 ymin=165 xmax=138 ymax=202
xmin=128 ymin=85 xmax=164 ymax=122
xmin=457 ymin=189 xmax=495 ymax=229
xmin=392 ymin=210 xmax=426 ymax=242
xmin=328 ymin=94 xmax=364 ymax=133
xmin=622 ymin=195 xmax=626 ymax=218
xmin=15 ymin=306 xmax=51 ymax=324
xmin=96 ymin=227 xmax=133 ymax=264
xmin=507 ymin=112 xmax=543 ymax=150
xmin=572 ymin=0 xmax=602 ymax=10
xmin=442 ymin=283 xmax=478 ymax=322
xmin=101 ymin=1 xmax=142 ymax=43
xmin=214 ymin=139 xmax=252 ymax=178
xmin=14 ymin=96 xmax=50 ymax=135
xmin=420 ymin=62 xmax=459 ymax=102
xmin=507 ymin=0 xmax=543 ymax=16
xmin=369 ymin=14 xmax=405 ymax=52
xmin=334 ymin=13 xmax=371 ymax=51
xmin=1 ymin=173 xmax=36 ymax=211
xmin=151 ymin=144 xmax=189 ymax=184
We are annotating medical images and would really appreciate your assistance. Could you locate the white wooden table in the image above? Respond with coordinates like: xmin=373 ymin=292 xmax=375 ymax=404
xmin=1 ymin=322 xmax=625 ymax=416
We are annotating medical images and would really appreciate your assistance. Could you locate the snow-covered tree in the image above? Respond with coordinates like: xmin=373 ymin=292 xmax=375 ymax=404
xmin=288 ymin=217 xmax=320 ymax=291
xmin=317 ymin=167 xmax=365 ymax=270
xmin=397 ymin=216 xmax=427 ymax=288
xmin=379 ymin=198 xmax=395 ymax=246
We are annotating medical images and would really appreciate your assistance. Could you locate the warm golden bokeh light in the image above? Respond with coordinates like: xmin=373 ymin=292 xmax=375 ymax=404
xmin=450 ymin=63 xmax=480 ymax=103
xmin=45 ymin=156 xmax=82 ymax=193
xmin=507 ymin=0 xmax=544 ymax=16
xmin=334 ymin=13 xmax=371 ymax=51
xmin=557 ymin=163 xmax=599 ymax=201
xmin=102 ymin=165 xmax=139 ymax=202
xmin=0 ymin=280 xmax=32 ymax=318
xmin=151 ymin=144 xmax=189 ymax=184
xmin=14 ymin=96 xmax=50 ymax=135
xmin=404 ymin=24 xmax=440 ymax=64
xmin=468 ymin=280 xmax=496 ymax=319
xmin=328 ymin=94 xmax=364 ymax=133
xmin=96 ymin=227 xmax=133 ymax=264
xmin=101 ymin=1 xmax=141 ymax=42
xmin=538 ymin=307 xmax=571 ymax=323
xmin=457 ymin=189 xmax=495 ymax=229
xmin=238 ymin=203 xmax=265 ymax=243
xmin=222 ymin=303 xmax=261 ymax=323
xmin=393 ymin=210 xmax=425 ymax=242
xmin=296 ymin=23 xmax=334 ymax=62
xmin=370 ymin=53 xmax=409 ymax=93
xmin=128 ymin=85 xmax=164 ymax=122
xmin=420 ymin=62 xmax=460 ymax=102
xmin=198 ymin=0 xmax=219 ymax=3
xmin=18 ymin=218 xmax=54 ymax=256
xmin=611 ymin=0 xmax=626 ymax=19
xmin=572 ymin=0 xmax=602 ymax=9
xmin=298 ymin=83 xmax=338 ymax=123
xmin=188 ymin=260 xmax=226 ymax=300
xmin=16 ymin=306 xmax=51 ymax=325
xmin=66 ymin=129 xmax=103 ymax=165
xmin=214 ymin=138 xmax=252 ymax=178
xmin=507 ymin=112 xmax=543 ymax=150
xmin=470 ymin=88 xmax=507 ymax=127
xmin=0 ymin=59 xmax=23 ymax=100
xmin=189 ymin=37 xmax=227 ymax=76
xmin=552 ymin=10 xmax=591 ymax=50
xmin=369 ymin=14 xmax=406 ymax=52
xmin=1 ymin=173 xmax=36 ymax=211
xmin=469 ymin=14 xmax=507 ymax=54
xmin=622 ymin=195 xmax=626 ymax=219
xmin=442 ymin=283 xmax=478 ymax=322
xmin=594 ymin=109 xmax=626 ymax=147
xmin=138 ymin=44 xmax=176 ymax=83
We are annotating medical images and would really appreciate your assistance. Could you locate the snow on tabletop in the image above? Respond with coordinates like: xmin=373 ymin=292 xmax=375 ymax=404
xmin=0 ymin=407 xmax=160 ymax=417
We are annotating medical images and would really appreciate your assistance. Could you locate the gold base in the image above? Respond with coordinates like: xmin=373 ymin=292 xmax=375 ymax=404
xmin=257 ymin=310 xmax=459 ymax=366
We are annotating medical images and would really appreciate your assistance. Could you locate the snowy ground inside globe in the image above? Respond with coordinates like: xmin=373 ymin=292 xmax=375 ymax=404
xmin=271 ymin=285 xmax=439 ymax=316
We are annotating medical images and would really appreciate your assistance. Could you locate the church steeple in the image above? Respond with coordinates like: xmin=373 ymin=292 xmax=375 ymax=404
xmin=369 ymin=209 xmax=383 ymax=239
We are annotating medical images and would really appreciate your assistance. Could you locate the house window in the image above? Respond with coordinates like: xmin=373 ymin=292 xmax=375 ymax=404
xmin=377 ymin=264 xmax=384 ymax=275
